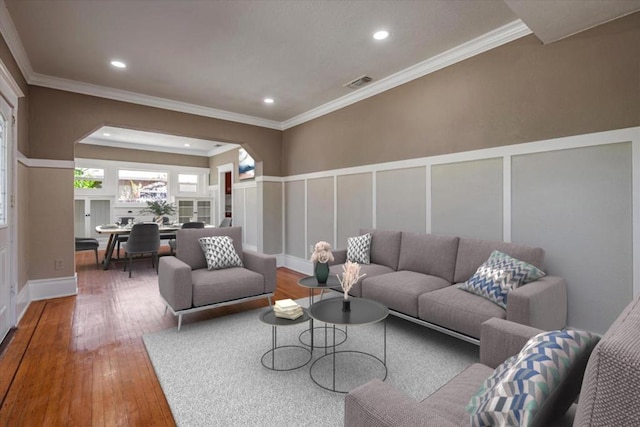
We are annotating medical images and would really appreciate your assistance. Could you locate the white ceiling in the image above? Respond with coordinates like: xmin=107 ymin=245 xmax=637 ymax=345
xmin=2 ymin=0 xmax=638 ymax=154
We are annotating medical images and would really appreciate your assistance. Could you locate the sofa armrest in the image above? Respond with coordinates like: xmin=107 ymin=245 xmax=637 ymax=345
xmin=158 ymin=256 xmax=193 ymax=311
xmin=345 ymin=379 xmax=456 ymax=427
xmin=507 ymin=275 xmax=567 ymax=330
xmin=331 ymin=248 xmax=347 ymax=265
xmin=243 ymin=250 xmax=277 ymax=293
xmin=480 ymin=318 xmax=544 ymax=368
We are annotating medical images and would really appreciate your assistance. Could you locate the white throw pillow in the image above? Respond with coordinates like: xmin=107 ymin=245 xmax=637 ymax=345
xmin=198 ymin=236 xmax=243 ymax=270
xmin=347 ymin=233 xmax=372 ymax=264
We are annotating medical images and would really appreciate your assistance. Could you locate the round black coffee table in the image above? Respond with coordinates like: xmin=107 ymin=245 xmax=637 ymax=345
xmin=308 ymin=297 xmax=389 ymax=393
xmin=259 ymin=308 xmax=313 ymax=371
xmin=297 ymin=275 xmax=347 ymax=351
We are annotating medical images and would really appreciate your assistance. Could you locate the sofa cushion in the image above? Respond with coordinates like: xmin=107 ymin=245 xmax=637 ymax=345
xmin=329 ymin=263 xmax=395 ymax=297
xmin=191 ymin=267 xmax=264 ymax=307
xmin=362 ymin=271 xmax=451 ymax=318
xmin=457 ymin=250 xmax=546 ymax=308
xmin=420 ymin=363 xmax=495 ymax=425
xmin=419 ymin=286 xmax=506 ymax=339
xmin=177 ymin=227 xmax=244 ymax=270
xmin=467 ymin=329 xmax=599 ymax=427
xmin=347 ymin=233 xmax=372 ymax=264
xmin=454 ymin=238 xmax=545 ymax=284
xmin=360 ymin=228 xmax=402 ymax=270
xmin=397 ymin=232 xmax=459 ymax=282
xmin=198 ymin=236 xmax=244 ymax=270
xmin=574 ymin=297 xmax=640 ymax=426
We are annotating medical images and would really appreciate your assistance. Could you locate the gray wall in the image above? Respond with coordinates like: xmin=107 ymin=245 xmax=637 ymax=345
xmin=260 ymin=181 xmax=283 ymax=254
xmin=431 ymin=158 xmax=503 ymax=240
xmin=511 ymin=143 xmax=633 ymax=333
xmin=281 ymin=133 xmax=636 ymax=334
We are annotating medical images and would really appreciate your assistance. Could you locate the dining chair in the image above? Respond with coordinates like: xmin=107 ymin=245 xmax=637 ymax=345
xmin=115 ymin=216 xmax=136 ymax=259
xmin=218 ymin=217 xmax=232 ymax=227
xmin=122 ymin=223 xmax=160 ymax=278
xmin=75 ymin=237 xmax=100 ymax=269
xmin=168 ymin=221 xmax=205 ymax=255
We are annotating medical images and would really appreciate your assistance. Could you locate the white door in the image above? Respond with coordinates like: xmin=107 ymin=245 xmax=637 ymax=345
xmin=0 ymin=94 xmax=13 ymax=343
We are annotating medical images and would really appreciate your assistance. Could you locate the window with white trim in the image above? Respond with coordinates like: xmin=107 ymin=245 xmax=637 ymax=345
xmin=178 ymin=173 xmax=198 ymax=193
xmin=118 ymin=169 xmax=168 ymax=203
xmin=74 ymin=168 xmax=104 ymax=189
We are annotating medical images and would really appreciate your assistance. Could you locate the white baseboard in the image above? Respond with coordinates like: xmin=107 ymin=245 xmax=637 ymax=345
xmin=280 ymin=254 xmax=313 ymax=276
xmin=28 ymin=274 xmax=78 ymax=301
xmin=16 ymin=283 xmax=31 ymax=325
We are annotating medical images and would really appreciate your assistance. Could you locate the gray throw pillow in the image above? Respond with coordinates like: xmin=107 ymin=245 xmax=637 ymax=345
xmin=347 ymin=233 xmax=372 ymax=264
xmin=198 ymin=236 xmax=243 ymax=270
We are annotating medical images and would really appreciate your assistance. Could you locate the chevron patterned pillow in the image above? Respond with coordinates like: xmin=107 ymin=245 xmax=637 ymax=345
xmin=198 ymin=236 xmax=243 ymax=270
xmin=457 ymin=250 xmax=545 ymax=308
xmin=466 ymin=329 xmax=599 ymax=427
xmin=347 ymin=233 xmax=372 ymax=264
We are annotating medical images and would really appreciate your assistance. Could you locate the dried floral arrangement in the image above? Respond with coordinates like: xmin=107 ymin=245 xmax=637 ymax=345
xmin=338 ymin=261 xmax=366 ymax=300
xmin=310 ymin=241 xmax=335 ymax=264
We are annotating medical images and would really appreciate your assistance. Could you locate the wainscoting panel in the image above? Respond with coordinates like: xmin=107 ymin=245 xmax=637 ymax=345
xmin=245 ymin=186 xmax=258 ymax=248
xmin=285 ymin=180 xmax=306 ymax=258
xmin=307 ymin=177 xmax=334 ymax=251
xmin=376 ymin=167 xmax=427 ymax=233
xmin=511 ymin=143 xmax=633 ymax=334
xmin=431 ymin=158 xmax=503 ymax=240
xmin=336 ymin=173 xmax=373 ymax=249
xmin=233 ymin=188 xmax=245 ymax=239
xmin=262 ymin=181 xmax=283 ymax=254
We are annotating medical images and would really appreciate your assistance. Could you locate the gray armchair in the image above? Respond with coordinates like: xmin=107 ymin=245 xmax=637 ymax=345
xmin=158 ymin=227 xmax=276 ymax=330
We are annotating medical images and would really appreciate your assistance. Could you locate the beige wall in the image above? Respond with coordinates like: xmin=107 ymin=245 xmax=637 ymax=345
xmin=75 ymin=144 xmax=209 ymax=168
xmin=282 ymin=13 xmax=640 ymax=175
xmin=209 ymin=148 xmax=240 ymax=185
xmin=28 ymin=87 xmax=283 ymax=174
xmin=29 ymin=168 xmax=75 ymax=280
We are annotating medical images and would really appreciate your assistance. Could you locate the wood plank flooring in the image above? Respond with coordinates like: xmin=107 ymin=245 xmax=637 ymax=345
xmin=0 ymin=248 xmax=308 ymax=425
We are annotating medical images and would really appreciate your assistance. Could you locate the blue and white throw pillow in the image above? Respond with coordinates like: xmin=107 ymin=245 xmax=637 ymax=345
xmin=466 ymin=329 xmax=599 ymax=427
xmin=347 ymin=233 xmax=372 ymax=264
xmin=457 ymin=251 xmax=546 ymax=308
xmin=198 ymin=236 xmax=243 ymax=270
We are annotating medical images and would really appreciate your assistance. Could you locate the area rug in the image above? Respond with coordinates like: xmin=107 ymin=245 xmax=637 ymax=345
xmin=143 ymin=297 xmax=479 ymax=426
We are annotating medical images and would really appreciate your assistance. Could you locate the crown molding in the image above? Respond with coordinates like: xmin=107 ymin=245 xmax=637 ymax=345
xmin=281 ymin=19 xmax=532 ymax=130
xmin=17 ymin=151 xmax=74 ymax=169
xmin=0 ymin=0 xmax=33 ymax=81
xmin=1 ymin=4 xmax=530 ymax=133
xmin=28 ymin=72 xmax=283 ymax=130
xmin=80 ymin=137 xmax=239 ymax=158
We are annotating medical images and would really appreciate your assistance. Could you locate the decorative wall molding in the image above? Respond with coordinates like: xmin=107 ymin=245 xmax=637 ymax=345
xmin=0 ymin=2 xmax=531 ymax=132
xmin=17 ymin=152 xmax=74 ymax=169
xmin=28 ymin=275 xmax=78 ymax=301
xmin=279 ymin=127 xmax=640 ymax=303
xmin=281 ymin=20 xmax=532 ymax=130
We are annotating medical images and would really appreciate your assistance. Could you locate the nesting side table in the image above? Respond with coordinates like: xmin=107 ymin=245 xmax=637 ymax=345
xmin=259 ymin=308 xmax=313 ymax=371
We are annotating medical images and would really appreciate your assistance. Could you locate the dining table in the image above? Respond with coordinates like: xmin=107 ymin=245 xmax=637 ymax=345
xmin=95 ymin=223 xmax=181 ymax=270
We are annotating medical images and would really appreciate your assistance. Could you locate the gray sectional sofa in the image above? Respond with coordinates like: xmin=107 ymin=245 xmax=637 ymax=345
xmin=330 ymin=229 xmax=567 ymax=343
xmin=345 ymin=296 xmax=640 ymax=427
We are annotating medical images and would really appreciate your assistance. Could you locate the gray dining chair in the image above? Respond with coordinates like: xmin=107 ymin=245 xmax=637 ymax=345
xmin=116 ymin=216 xmax=136 ymax=259
xmin=218 ymin=217 xmax=232 ymax=227
xmin=122 ymin=223 xmax=160 ymax=278
xmin=168 ymin=221 xmax=205 ymax=255
xmin=75 ymin=237 xmax=100 ymax=269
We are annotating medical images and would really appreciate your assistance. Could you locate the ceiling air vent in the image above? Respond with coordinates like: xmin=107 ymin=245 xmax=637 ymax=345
xmin=343 ymin=75 xmax=373 ymax=90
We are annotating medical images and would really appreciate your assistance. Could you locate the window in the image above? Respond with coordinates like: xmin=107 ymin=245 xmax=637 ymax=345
xmin=74 ymin=168 xmax=104 ymax=189
xmin=0 ymin=117 xmax=6 ymax=225
xmin=178 ymin=173 xmax=198 ymax=193
xmin=118 ymin=169 xmax=168 ymax=203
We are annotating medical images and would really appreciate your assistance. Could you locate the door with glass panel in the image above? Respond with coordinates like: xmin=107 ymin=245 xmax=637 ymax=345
xmin=0 ymin=94 xmax=13 ymax=343
xmin=177 ymin=199 xmax=211 ymax=224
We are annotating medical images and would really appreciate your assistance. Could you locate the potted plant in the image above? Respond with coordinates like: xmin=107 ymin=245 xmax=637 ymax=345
xmin=139 ymin=200 xmax=176 ymax=224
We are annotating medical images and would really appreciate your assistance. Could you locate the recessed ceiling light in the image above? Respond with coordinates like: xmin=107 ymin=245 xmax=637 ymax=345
xmin=110 ymin=60 xmax=127 ymax=69
xmin=102 ymin=133 xmax=111 ymax=137
xmin=263 ymin=98 xmax=275 ymax=104
xmin=373 ymin=30 xmax=389 ymax=40
xmin=184 ymin=143 xmax=191 ymax=147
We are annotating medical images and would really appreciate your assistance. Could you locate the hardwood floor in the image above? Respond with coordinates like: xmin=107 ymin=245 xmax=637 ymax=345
xmin=0 ymin=248 xmax=309 ymax=425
